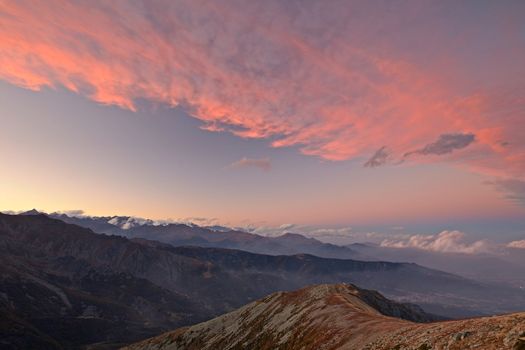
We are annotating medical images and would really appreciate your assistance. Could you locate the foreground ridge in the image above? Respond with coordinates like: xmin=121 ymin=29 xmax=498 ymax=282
xmin=125 ymin=283 xmax=525 ymax=350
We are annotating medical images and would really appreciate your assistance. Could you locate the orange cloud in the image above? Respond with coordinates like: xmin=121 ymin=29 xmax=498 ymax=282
xmin=0 ymin=1 xmax=524 ymax=185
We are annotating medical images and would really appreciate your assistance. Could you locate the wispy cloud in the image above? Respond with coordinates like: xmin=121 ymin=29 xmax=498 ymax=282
xmin=178 ymin=217 xmax=221 ymax=227
xmin=364 ymin=146 xmax=389 ymax=168
xmin=404 ymin=133 xmax=476 ymax=157
xmin=0 ymin=1 xmax=523 ymax=185
xmin=489 ymin=179 xmax=525 ymax=206
xmin=229 ymin=157 xmax=271 ymax=171
xmin=53 ymin=209 xmax=86 ymax=217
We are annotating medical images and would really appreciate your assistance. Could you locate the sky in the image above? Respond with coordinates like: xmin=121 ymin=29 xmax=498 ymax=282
xmin=0 ymin=0 xmax=524 ymax=244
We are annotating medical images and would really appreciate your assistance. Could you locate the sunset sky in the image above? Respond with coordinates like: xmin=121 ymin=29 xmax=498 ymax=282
xmin=1 ymin=0 xmax=524 ymax=242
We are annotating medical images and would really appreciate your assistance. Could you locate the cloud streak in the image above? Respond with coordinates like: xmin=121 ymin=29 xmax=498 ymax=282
xmin=0 ymin=1 xmax=524 ymax=187
xmin=364 ymin=146 xmax=389 ymax=168
xmin=230 ymin=157 xmax=271 ymax=171
xmin=404 ymin=133 xmax=476 ymax=157
xmin=489 ymin=179 xmax=525 ymax=206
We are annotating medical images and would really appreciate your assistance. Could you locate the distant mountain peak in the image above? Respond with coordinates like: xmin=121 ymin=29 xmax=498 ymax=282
xmin=19 ymin=208 xmax=43 ymax=216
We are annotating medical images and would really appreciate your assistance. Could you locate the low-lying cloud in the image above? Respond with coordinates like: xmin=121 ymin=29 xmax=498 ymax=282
xmin=507 ymin=240 xmax=525 ymax=249
xmin=53 ymin=209 xmax=86 ymax=217
xmin=381 ymin=230 xmax=491 ymax=254
xmin=239 ymin=224 xmax=407 ymax=244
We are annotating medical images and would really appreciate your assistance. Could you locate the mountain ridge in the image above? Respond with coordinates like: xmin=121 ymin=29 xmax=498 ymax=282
xmin=46 ymin=212 xmax=366 ymax=260
xmin=124 ymin=283 xmax=525 ymax=350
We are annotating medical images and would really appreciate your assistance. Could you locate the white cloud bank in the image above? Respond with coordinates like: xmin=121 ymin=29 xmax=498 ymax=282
xmin=507 ymin=240 xmax=525 ymax=249
xmin=380 ymin=230 xmax=491 ymax=254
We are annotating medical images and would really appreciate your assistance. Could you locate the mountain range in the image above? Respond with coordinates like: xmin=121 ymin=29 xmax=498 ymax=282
xmin=48 ymin=212 xmax=365 ymax=260
xmin=12 ymin=212 xmax=525 ymax=317
xmin=45 ymin=212 xmax=525 ymax=290
xmin=1 ymin=213 xmax=525 ymax=348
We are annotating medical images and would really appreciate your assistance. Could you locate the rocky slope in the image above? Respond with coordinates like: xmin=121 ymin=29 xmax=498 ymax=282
xmin=125 ymin=284 xmax=525 ymax=350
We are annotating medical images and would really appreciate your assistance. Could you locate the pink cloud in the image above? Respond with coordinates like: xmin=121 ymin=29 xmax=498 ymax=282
xmin=0 ymin=1 xmax=524 ymax=188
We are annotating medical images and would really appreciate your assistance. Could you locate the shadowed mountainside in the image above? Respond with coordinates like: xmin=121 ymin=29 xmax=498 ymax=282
xmin=124 ymin=283 xmax=525 ymax=350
